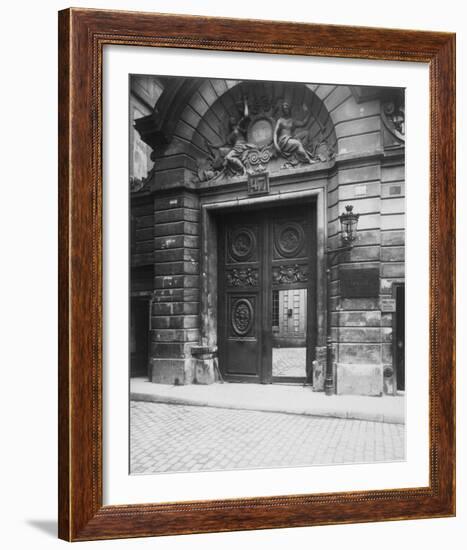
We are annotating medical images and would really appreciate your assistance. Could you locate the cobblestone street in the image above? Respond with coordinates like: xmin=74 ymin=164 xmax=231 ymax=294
xmin=130 ymin=401 xmax=405 ymax=474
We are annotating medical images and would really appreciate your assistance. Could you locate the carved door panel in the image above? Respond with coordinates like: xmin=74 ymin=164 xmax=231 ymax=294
xmin=218 ymin=216 xmax=263 ymax=381
xmin=218 ymin=205 xmax=316 ymax=383
xmin=269 ymin=208 xmax=315 ymax=382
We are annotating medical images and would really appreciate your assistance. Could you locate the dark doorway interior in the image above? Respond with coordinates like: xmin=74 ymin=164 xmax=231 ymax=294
xmin=394 ymin=284 xmax=405 ymax=391
xmin=130 ymin=298 xmax=150 ymax=378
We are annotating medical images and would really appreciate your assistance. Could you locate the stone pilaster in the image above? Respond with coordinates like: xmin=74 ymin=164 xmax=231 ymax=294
xmin=149 ymin=191 xmax=201 ymax=384
xmin=330 ymin=158 xmax=384 ymax=396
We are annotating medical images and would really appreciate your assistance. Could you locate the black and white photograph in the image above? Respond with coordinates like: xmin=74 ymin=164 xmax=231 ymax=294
xmin=129 ymin=74 xmax=406 ymax=475
xmin=1 ymin=0 xmax=462 ymax=547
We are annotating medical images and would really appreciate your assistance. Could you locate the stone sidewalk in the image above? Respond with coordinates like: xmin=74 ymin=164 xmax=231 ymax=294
xmin=130 ymin=378 xmax=405 ymax=424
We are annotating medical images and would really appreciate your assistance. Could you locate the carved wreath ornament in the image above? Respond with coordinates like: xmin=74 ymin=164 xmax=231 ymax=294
xmin=231 ymin=298 xmax=254 ymax=336
xmin=229 ymin=228 xmax=256 ymax=262
xmin=272 ymin=264 xmax=309 ymax=284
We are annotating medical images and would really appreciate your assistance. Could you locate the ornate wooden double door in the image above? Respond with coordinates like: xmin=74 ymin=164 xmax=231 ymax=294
xmin=218 ymin=204 xmax=316 ymax=383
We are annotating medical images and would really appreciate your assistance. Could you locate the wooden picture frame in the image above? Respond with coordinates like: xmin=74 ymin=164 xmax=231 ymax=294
xmin=58 ymin=7 xmax=456 ymax=541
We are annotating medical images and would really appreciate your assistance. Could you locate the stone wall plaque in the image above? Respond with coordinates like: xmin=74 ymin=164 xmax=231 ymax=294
xmin=247 ymin=172 xmax=269 ymax=196
xmin=340 ymin=267 xmax=380 ymax=298
xmin=381 ymin=298 xmax=396 ymax=312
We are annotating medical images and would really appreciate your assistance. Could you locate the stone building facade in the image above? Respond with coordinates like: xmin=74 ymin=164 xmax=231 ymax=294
xmin=129 ymin=75 xmax=405 ymax=396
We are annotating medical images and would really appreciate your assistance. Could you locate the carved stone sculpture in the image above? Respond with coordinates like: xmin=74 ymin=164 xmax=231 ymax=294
xmin=202 ymin=101 xmax=256 ymax=179
xmin=273 ymin=102 xmax=315 ymax=166
xmin=194 ymin=92 xmax=336 ymax=184
xmin=382 ymin=95 xmax=405 ymax=143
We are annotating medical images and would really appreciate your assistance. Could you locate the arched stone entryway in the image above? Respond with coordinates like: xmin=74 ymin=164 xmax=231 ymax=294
xmin=133 ymin=76 xmax=405 ymax=395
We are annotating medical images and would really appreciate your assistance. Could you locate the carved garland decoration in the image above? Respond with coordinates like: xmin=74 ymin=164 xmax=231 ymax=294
xmin=272 ymin=264 xmax=309 ymax=284
xmin=226 ymin=268 xmax=259 ymax=287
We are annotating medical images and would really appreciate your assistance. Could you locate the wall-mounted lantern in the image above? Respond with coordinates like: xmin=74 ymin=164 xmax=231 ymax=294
xmin=338 ymin=204 xmax=360 ymax=246
xmin=324 ymin=204 xmax=360 ymax=396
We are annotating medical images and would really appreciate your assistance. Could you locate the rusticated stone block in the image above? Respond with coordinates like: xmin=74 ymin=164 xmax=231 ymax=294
xmin=340 ymin=298 xmax=380 ymax=311
xmin=337 ymin=181 xmax=381 ymax=201
xmin=197 ymin=120 xmax=221 ymax=146
xmin=154 ymin=154 xmax=198 ymax=174
xmin=348 ymin=245 xmax=380 ymax=262
xmin=381 ymin=197 xmax=405 ymax=215
xmin=336 ymin=310 xmax=381 ymax=327
xmin=136 ymin=214 xmax=154 ymax=228
xmin=381 ymin=164 xmax=404 ymax=182
xmin=136 ymin=227 xmax=153 ymax=241
xmin=132 ymin=202 xmax=153 ymax=216
xmin=135 ymin=240 xmax=154 ymax=253
xmin=381 ymin=246 xmax=405 ymax=262
xmin=154 ymin=220 xmax=199 ymax=237
xmin=381 ymin=182 xmax=405 ymax=198
xmin=338 ymin=132 xmax=381 ymax=156
xmin=337 ymin=163 xmax=380 ymax=185
xmin=150 ymin=358 xmax=194 ymax=385
xmin=154 ymin=247 xmax=199 ymax=263
xmin=154 ymin=274 xmax=200 ymax=289
xmin=150 ymin=341 xmax=194 ymax=358
xmin=381 ymin=312 xmax=393 ymax=327
xmin=154 ymin=234 xmax=199 ymax=251
xmin=338 ymin=327 xmax=382 ymax=343
xmin=179 ymin=105 xmax=202 ymax=129
xmin=339 ymin=343 xmax=381 ymax=364
xmin=382 ymin=327 xmax=393 ymax=343
xmin=381 ymin=230 xmax=405 ymax=246
xmin=329 ymin=280 xmax=339 ymax=297
xmin=152 ymin=288 xmax=200 ymax=303
xmin=338 ymin=196 xmax=380 ymax=216
xmin=382 ymin=343 xmax=392 ymax=363
xmin=332 ymin=98 xmax=380 ymax=126
xmin=322 ymin=86 xmax=352 ymax=111
xmin=381 ymin=213 xmax=404 ymax=231
xmin=153 ymin=166 xmax=196 ymax=190
xmin=336 ymin=363 xmax=383 ymax=396
xmin=335 ymin=115 xmax=380 ymax=139
xmin=154 ymin=193 xmax=199 ymax=210
xmin=154 ymin=207 xmax=200 ymax=224
xmin=151 ymin=328 xmax=199 ymax=343
xmin=131 ymin=253 xmax=155 ymax=266
xmin=353 ymin=213 xmax=380 ymax=231
xmin=155 ymin=261 xmax=200 ymax=276
xmin=152 ymin=315 xmax=199 ymax=330
xmin=188 ymin=91 xmax=211 ymax=116
xmin=152 ymin=301 xmax=199 ymax=316
xmin=381 ymin=263 xmax=405 ymax=278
